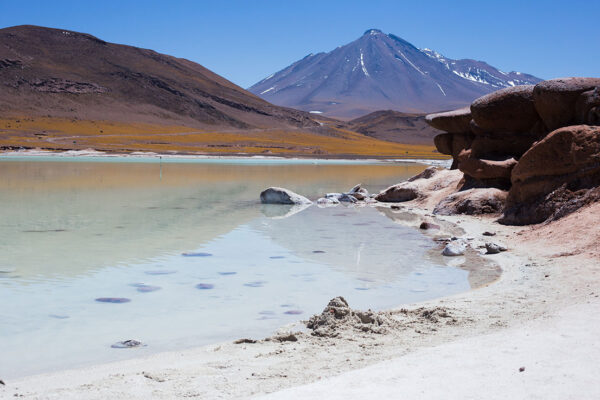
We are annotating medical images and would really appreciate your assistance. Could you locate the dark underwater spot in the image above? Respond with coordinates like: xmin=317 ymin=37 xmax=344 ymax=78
xmin=136 ymin=285 xmax=161 ymax=293
xmin=145 ymin=270 xmax=176 ymax=275
xmin=312 ymin=250 xmax=326 ymax=254
xmin=182 ymin=252 xmax=213 ymax=257
xmin=269 ymin=256 xmax=285 ymax=259
xmin=196 ymin=283 xmax=215 ymax=290
xmin=218 ymin=272 xmax=237 ymax=276
xmin=283 ymin=310 xmax=303 ymax=315
xmin=355 ymin=287 xmax=369 ymax=291
xmin=49 ymin=314 xmax=69 ymax=319
xmin=244 ymin=281 xmax=266 ymax=288
xmin=95 ymin=297 xmax=131 ymax=303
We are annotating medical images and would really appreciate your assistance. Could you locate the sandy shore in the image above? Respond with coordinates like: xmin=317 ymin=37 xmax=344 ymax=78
xmin=1 ymin=182 xmax=598 ymax=399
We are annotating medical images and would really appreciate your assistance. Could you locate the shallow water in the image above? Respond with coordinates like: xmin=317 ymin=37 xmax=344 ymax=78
xmin=0 ymin=157 xmax=472 ymax=378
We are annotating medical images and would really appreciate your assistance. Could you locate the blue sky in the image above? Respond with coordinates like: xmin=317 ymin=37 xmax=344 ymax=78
xmin=1 ymin=0 xmax=598 ymax=88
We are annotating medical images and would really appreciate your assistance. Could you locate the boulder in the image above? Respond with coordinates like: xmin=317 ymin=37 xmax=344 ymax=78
xmin=425 ymin=107 xmax=472 ymax=133
xmin=260 ymin=187 xmax=312 ymax=205
xmin=471 ymin=85 xmax=543 ymax=134
xmin=375 ymin=182 xmax=420 ymax=202
xmin=434 ymin=188 xmax=508 ymax=215
xmin=508 ymin=125 xmax=600 ymax=205
xmin=433 ymin=133 xmax=453 ymax=155
xmin=458 ymin=149 xmax=517 ymax=180
xmin=533 ymin=77 xmax=600 ymax=131
xmin=575 ymin=87 xmax=600 ymax=125
xmin=469 ymin=134 xmax=538 ymax=159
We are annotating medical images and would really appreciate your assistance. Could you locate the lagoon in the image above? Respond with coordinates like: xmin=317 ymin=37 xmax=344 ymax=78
xmin=0 ymin=157 xmax=478 ymax=378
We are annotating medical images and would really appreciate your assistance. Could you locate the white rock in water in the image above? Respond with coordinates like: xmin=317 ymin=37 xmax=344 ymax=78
xmin=442 ymin=242 xmax=466 ymax=256
xmin=317 ymin=197 xmax=340 ymax=206
xmin=347 ymin=184 xmax=369 ymax=200
xmin=260 ymin=187 xmax=312 ymax=205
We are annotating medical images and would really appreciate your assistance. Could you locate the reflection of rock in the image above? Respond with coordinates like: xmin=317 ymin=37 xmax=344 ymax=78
xmin=260 ymin=187 xmax=312 ymax=205
xmin=260 ymin=203 xmax=311 ymax=219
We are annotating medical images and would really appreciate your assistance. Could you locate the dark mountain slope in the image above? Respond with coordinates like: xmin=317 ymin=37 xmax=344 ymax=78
xmin=0 ymin=25 xmax=316 ymax=130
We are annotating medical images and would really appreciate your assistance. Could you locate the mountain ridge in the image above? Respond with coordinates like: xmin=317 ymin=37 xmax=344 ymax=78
xmin=249 ymin=29 xmax=542 ymax=118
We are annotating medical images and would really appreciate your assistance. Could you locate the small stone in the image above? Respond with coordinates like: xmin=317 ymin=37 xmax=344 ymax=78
xmin=419 ymin=222 xmax=440 ymax=230
xmin=519 ymin=367 xmax=525 ymax=372
xmin=111 ymin=339 xmax=146 ymax=349
xmin=485 ymin=242 xmax=507 ymax=254
xmin=482 ymin=231 xmax=496 ymax=236
xmin=234 ymin=338 xmax=257 ymax=344
xmin=442 ymin=242 xmax=466 ymax=257
xmin=274 ymin=333 xmax=298 ymax=342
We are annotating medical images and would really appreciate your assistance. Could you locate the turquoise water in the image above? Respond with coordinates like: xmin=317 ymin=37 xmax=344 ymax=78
xmin=0 ymin=158 xmax=470 ymax=378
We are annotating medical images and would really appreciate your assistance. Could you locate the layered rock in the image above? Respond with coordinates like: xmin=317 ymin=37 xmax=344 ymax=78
xmin=533 ymin=77 xmax=600 ymax=131
xmin=425 ymin=77 xmax=600 ymax=224
xmin=502 ymin=125 xmax=600 ymax=224
xmin=471 ymin=85 xmax=543 ymax=134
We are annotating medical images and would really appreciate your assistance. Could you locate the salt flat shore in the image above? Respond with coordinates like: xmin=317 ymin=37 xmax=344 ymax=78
xmin=1 ymin=173 xmax=598 ymax=399
xmin=0 ymin=149 xmax=451 ymax=167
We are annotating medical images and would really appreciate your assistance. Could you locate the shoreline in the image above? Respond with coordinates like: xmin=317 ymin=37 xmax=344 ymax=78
xmin=0 ymin=149 xmax=452 ymax=167
xmin=2 ymin=169 xmax=598 ymax=398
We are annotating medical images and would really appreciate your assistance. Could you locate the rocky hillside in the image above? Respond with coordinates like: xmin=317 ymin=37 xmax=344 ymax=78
xmin=425 ymin=77 xmax=600 ymax=225
xmin=0 ymin=25 xmax=316 ymax=130
xmin=249 ymin=29 xmax=541 ymax=118
xmin=348 ymin=110 xmax=442 ymax=146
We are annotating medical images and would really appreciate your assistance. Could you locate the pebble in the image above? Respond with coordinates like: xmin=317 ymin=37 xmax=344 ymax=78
xmin=485 ymin=242 xmax=508 ymax=254
xmin=111 ymin=339 xmax=146 ymax=349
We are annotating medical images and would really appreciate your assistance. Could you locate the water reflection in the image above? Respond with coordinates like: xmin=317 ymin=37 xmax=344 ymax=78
xmin=0 ymin=158 xmax=485 ymax=378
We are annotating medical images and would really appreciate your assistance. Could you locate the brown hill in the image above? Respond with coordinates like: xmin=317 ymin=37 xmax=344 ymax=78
xmin=349 ymin=110 xmax=443 ymax=146
xmin=0 ymin=25 xmax=316 ymax=130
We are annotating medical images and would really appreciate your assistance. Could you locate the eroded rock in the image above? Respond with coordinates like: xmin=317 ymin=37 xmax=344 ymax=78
xmin=533 ymin=77 xmax=600 ymax=130
xmin=434 ymin=188 xmax=507 ymax=215
xmin=471 ymin=85 xmax=543 ymax=134
xmin=425 ymin=107 xmax=472 ymax=133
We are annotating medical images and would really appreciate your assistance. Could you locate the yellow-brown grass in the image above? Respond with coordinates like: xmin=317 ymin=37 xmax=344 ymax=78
xmin=0 ymin=117 xmax=446 ymax=159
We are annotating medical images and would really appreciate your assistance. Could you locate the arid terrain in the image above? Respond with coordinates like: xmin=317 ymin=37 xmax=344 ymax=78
xmin=0 ymin=25 xmax=442 ymax=158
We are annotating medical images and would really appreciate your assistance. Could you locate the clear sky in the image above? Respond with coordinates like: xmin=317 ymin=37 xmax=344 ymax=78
xmin=1 ymin=0 xmax=598 ymax=88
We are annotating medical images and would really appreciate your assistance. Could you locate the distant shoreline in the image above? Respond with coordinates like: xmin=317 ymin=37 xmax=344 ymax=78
xmin=0 ymin=149 xmax=452 ymax=167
